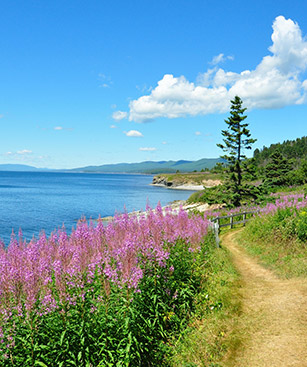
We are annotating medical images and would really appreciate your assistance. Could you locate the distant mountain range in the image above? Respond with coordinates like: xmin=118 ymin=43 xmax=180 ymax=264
xmin=68 ymin=158 xmax=223 ymax=174
xmin=0 ymin=158 xmax=223 ymax=174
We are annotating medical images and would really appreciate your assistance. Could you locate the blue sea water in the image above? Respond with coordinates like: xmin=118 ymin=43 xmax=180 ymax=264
xmin=0 ymin=171 xmax=196 ymax=245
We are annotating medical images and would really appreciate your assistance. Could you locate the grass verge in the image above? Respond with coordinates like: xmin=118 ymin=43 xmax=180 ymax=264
xmin=168 ymin=239 xmax=241 ymax=367
xmin=236 ymin=208 xmax=307 ymax=278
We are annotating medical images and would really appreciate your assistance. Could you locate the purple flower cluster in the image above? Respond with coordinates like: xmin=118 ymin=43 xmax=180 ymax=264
xmin=259 ymin=193 xmax=307 ymax=215
xmin=208 ymin=193 xmax=307 ymax=219
xmin=0 ymin=204 xmax=209 ymax=315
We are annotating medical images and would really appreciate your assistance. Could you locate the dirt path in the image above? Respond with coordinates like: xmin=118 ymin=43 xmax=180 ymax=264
xmin=222 ymin=230 xmax=307 ymax=367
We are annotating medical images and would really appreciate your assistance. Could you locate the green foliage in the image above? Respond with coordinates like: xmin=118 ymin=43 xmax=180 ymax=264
xmin=188 ymin=183 xmax=265 ymax=208
xmin=217 ymin=96 xmax=257 ymax=206
xmin=252 ymin=136 xmax=307 ymax=191
xmin=169 ymin=240 xmax=241 ymax=366
xmin=253 ymin=136 xmax=307 ymax=166
xmin=297 ymin=210 xmax=307 ymax=242
xmin=241 ymin=157 xmax=258 ymax=181
xmin=1 ymin=236 xmax=216 ymax=366
xmin=288 ymin=159 xmax=307 ymax=186
xmin=263 ymin=150 xmax=292 ymax=188
xmin=188 ymin=186 xmax=229 ymax=205
xmin=211 ymin=162 xmax=226 ymax=174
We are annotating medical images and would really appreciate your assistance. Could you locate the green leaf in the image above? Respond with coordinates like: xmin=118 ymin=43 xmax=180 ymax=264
xmin=35 ymin=362 xmax=48 ymax=367
xmin=60 ymin=330 xmax=66 ymax=346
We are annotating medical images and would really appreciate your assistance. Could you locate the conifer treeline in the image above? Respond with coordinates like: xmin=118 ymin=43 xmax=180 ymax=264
xmin=253 ymin=136 xmax=307 ymax=165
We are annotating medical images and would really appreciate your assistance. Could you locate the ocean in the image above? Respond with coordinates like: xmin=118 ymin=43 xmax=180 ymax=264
xmin=0 ymin=171 xmax=196 ymax=245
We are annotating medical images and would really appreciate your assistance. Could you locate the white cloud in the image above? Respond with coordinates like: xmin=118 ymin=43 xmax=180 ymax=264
xmin=98 ymin=73 xmax=112 ymax=88
xmin=110 ymin=124 xmax=117 ymax=129
xmin=1 ymin=150 xmax=49 ymax=165
xmin=112 ymin=110 xmax=128 ymax=121
xmin=129 ymin=16 xmax=307 ymax=122
xmin=195 ymin=131 xmax=201 ymax=136
xmin=17 ymin=149 xmax=32 ymax=155
xmin=139 ymin=147 xmax=157 ymax=151
xmin=124 ymin=130 xmax=143 ymax=137
xmin=53 ymin=126 xmax=73 ymax=131
xmin=0 ymin=114 xmax=4 ymax=119
xmin=210 ymin=53 xmax=234 ymax=65
xmin=162 ymin=141 xmax=167 ymax=145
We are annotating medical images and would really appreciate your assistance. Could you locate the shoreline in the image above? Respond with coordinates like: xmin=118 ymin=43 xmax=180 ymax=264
xmin=101 ymin=199 xmax=224 ymax=222
xmin=150 ymin=183 xmax=204 ymax=191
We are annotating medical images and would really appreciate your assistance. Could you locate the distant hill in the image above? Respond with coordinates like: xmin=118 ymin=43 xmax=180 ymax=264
xmin=70 ymin=158 xmax=223 ymax=174
xmin=0 ymin=164 xmax=40 ymax=172
xmin=254 ymin=136 xmax=307 ymax=165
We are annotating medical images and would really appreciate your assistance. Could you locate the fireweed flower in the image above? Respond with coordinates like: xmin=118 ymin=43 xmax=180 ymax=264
xmin=1 ymin=195 xmax=306 ymax=321
xmin=0 ymin=205 xmax=210 ymax=314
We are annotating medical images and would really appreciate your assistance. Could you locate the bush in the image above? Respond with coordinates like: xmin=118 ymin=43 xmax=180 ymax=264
xmin=188 ymin=186 xmax=229 ymax=205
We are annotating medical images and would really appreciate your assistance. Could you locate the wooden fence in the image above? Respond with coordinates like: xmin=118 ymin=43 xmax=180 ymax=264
xmin=209 ymin=210 xmax=259 ymax=247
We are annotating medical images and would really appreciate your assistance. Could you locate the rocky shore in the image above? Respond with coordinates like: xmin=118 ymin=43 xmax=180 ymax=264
xmin=101 ymin=200 xmax=224 ymax=222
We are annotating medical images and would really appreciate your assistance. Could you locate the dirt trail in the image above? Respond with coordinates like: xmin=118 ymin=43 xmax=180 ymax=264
xmin=222 ymin=230 xmax=307 ymax=367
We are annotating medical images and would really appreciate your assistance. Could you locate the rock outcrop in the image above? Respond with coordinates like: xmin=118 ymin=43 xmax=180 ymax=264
xmin=151 ymin=175 xmax=222 ymax=190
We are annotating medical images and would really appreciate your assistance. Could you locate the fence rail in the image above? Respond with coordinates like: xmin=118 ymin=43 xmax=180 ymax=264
xmin=209 ymin=210 xmax=259 ymax=247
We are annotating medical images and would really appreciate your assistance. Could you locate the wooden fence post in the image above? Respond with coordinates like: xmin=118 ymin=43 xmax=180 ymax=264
xmin=214 ymin=222 xmax=220 ymax=248
xmin=209 ymin=210 xmax=258 ymax=248
xmin=230 ymin=216 xmax=234 ymax=229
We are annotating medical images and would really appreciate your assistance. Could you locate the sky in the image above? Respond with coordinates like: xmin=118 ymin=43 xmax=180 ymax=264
xmin=1 ymin=0 xmax=307 ymax=169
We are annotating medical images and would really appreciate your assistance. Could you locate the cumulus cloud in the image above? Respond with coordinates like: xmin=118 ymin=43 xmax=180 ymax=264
xmin=195 ymin=131 xmax=202 ymax=136
xmin=124 ymin=130 xmax=143 ymax=137
xmin=110 ymin=124 xmax=117 ymax=129
xmin=129 ymin=16 xmax=307 ymax=122
xmin=112 ymin=110 xmax=128 ymax=121
xmin=139 ymin=147 xmax=157 ymax=151
xmin=54 ymin=126 xmax=63 ymax=130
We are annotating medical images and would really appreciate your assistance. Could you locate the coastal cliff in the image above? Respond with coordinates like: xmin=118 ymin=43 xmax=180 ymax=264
xmin=151 ymin=173 xmax=222 ymax=190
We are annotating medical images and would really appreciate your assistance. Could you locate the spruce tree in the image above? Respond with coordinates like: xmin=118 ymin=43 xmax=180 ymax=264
xmin=264 ymin=150 xmax=292 ymax=187
xmin=217 ymin=96 xmax=257 ymax=206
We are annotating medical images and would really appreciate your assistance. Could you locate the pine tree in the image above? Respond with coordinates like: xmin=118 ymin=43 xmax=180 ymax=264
xmin=217 ymin=96 xmax=257 ymax=206
xmin=264 ymin=150 xmax=292 ymax=187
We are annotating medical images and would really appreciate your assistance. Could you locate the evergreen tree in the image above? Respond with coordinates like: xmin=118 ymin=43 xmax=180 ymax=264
xmin=217 ymin=96 xmax=257 ymax=206
xmin=242 ymin=157 xmax=258 ymax=181
xmin=264 ymin=150 xmax=292 ymax=187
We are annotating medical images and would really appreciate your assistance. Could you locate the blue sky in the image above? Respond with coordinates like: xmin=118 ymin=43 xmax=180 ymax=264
xmin=1 ymin=0 xmax=307 ymax=169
